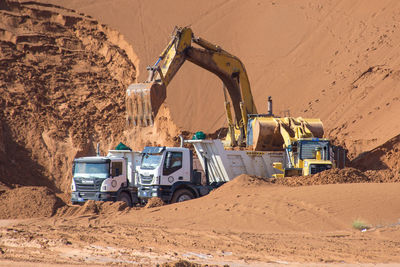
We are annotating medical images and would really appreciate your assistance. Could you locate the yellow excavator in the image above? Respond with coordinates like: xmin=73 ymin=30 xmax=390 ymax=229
xmin=126 ymin=26 xmax=333 ymax=176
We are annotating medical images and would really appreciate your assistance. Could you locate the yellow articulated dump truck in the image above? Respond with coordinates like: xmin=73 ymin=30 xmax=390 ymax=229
xmin=254 ymin=117 xmax=333 ymax=177
xmin=126 ymin=26 xmax=334 ymax=177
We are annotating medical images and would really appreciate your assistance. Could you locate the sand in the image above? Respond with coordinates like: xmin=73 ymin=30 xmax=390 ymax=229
xmin=0 ymin=174 xmax=399 ymax=265
xmin=0 ymin=0 xmax=400 ymax=265
xmin=0 ymin=186 xmax=63 ymax=219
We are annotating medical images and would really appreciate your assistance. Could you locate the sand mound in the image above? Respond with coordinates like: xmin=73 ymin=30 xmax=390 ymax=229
xmin=215 ymin=168 xmax=396 ymax=189
xmin=271 ymin=168 xmax=370 ymax=186
xmin=271 ymin=167 xmax=400 ymax=187
xmin=352 ymin=134 xmax=400 ymax=173
xmin=145 ymin=197 xmax=165 ymax=208
xmin=121 ymin=174 xmax=400 ymax=234
xmin=161 ymin=260 xmax=205 ymax=267
xmin=56 ymin=200 xmax=130 ymax=217
xmin=0 ymin=186 xmax=63 ymax=219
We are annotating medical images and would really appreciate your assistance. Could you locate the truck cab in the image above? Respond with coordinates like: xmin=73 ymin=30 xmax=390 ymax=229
xmin=137 ymin=146 xmax=204 ymax=203
xmin=71 ymin=149 xmax=140 ymax=206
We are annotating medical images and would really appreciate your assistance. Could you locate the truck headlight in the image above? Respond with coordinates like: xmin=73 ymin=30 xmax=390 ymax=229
xmin=71 ymin=179 xmax=76 ymax=191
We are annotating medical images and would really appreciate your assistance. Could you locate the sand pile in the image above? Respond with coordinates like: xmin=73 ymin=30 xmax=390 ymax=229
xmin=145 ymin=197 xmax=165 ymax=208
xmin=161 ymin=260 xmax=206 ymax=267
xmin=272 ymin=167 xmax=400 ymax=186
xmin=271 ymin=168 xmax=369 ymax=186
xmin=56 ymin=200 xmax=130 ymax=217
xmin=0 ymin=186 xmax=63 ymax=219
xmin=352 ymin=133 xmax=400 ymax=172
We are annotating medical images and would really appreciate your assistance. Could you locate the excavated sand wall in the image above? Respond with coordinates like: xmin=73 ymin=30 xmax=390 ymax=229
xmin=0 ymin=1 xmax=140 ymax=195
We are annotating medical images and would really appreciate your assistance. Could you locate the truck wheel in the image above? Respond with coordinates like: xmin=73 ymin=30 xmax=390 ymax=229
xmin=171 ymin=189 xmax=194 ymax=203
xmin=117 ymin=192 xmax=132 ymax=207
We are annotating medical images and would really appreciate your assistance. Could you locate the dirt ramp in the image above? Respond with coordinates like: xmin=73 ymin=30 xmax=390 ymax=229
xmin=0 ymin=1 xmax=137 ymax=193
xmin=0 ymin=186 xmax=64 ymax=219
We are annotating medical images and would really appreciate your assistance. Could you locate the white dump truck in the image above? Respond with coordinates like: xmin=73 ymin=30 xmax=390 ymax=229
xmin=137 ymin=138 xmax=285 ymax=203
xmin=71 ymin=145 xmax=141 ymax=206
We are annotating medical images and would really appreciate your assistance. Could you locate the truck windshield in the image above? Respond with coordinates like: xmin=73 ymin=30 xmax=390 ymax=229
xmin=141 ymin=154 xmax=162 ymax=170
xmin=73 ymin=162 xmax=109 ymax=178
xmin=299 ymin=140 xmax=330 ymax=160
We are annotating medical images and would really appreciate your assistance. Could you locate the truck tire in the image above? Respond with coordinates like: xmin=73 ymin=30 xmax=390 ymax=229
xmin=171 ymin=189 xmax=194 ymax=203
xmin=117 ymin=192 xmax=132 ymax=207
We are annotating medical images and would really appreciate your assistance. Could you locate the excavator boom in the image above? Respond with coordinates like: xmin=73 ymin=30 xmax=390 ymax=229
xmin=126 ymin=27 xmax=191 ymax=126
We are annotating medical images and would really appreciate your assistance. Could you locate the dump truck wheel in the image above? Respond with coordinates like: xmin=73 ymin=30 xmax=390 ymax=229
xmin=171 ymin=189 xmax=194 ymax=203
xmin=118 ymin=192 xmax=132 ymax=207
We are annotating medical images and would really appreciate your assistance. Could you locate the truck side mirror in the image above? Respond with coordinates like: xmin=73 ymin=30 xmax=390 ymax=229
xmin=115 ymin=168 xmax=120 ymax=176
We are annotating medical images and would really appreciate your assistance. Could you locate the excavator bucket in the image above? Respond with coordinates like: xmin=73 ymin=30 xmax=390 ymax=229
xmin=126 ymin=82 xmax=166 ymax=126
xmin=250 ymin=117 xmax=325 ymax=151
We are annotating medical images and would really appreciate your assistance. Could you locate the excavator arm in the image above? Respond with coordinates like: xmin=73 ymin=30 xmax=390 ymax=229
xmin=126 ymin=26 xmax=327 ymax=155
xmin=126 ymin=27 xmax=257 ymax=146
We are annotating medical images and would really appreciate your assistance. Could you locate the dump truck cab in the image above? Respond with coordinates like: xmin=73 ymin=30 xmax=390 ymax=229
xmin=137 ymin=146 xmax=204 ymax=203
xmin=297 ymin=139 xmax=333 ymax=175
xmin=71 ymin=148 xmax=141 ymax=206
xmin=273 ymin=138 xmax=333 ymax=177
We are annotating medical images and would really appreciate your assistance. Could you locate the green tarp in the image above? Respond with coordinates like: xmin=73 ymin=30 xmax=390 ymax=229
xmin=115 ymin=142 xmax=132 ymax=151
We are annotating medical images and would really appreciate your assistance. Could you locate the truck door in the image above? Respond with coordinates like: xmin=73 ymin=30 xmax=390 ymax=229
xmin=161 ymin=150 xmax=189 ymax=185
xmin=110 ymin=160 xmax=127 ymax=190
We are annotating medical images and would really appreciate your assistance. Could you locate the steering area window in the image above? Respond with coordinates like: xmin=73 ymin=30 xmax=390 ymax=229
xmin=111 ymin=162 xmax=123 ymax=176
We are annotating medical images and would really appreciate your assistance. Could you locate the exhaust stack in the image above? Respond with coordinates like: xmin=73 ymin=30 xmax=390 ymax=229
xmin=267 ymin=96 xmax=273 ymax=116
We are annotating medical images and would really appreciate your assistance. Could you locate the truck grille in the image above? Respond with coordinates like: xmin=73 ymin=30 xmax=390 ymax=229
xmin=75 ymin=178 xmax=102 ymax=191
xmin=310 ymin=164 xmax=330 ymax=174
xmin=140 ymin=175 xmax=154 ymax=185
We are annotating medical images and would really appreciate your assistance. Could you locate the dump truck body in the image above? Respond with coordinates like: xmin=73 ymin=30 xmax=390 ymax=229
xmin=188 ymin=139 xmax=285 ymax=181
